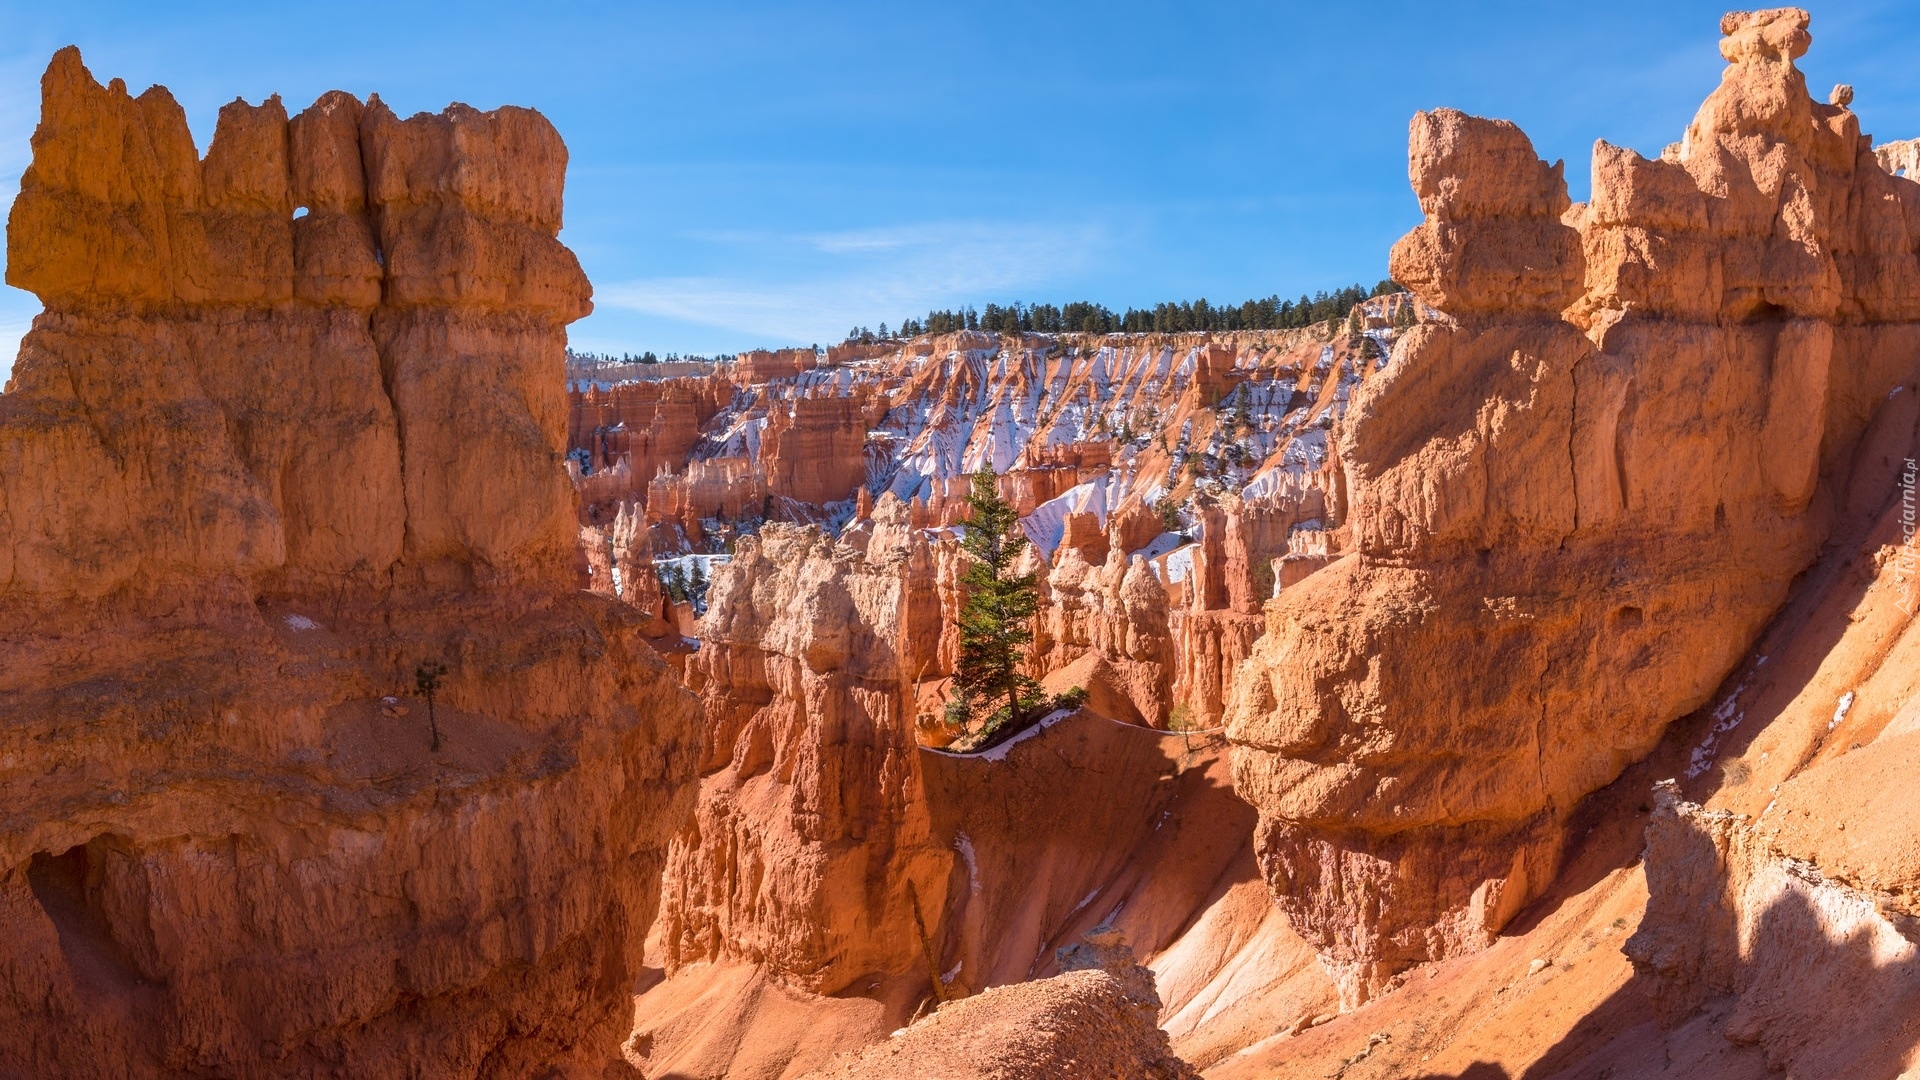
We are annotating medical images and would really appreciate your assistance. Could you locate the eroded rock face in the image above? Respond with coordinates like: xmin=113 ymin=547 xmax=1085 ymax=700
xmin=0 ymin=49 xmax=697 ymax=1077
xmin=1227 ymin=7 xmax=1920 ymax=1005
xmin=629 ymin=551 xmax=1315 ymax=1077
xmin=657 ymin=525 xmax=953 ymax=993
xmin=580 ymin=500 xmax=666 ymax=620
xmin=1029 ymin=541 xmax=1176 ymax=726
xmin=570 ymin=372 xmax=736 ymax=526
xmin=573 ymin=315 xmax=1402 ymax=731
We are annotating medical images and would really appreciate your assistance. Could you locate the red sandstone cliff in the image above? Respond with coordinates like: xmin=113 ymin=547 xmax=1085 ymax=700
xmin=0 ymin=49 xmax=698 ymax=1078
xmin=654 ymin=526 xmax=952 ymax=995
xmin=14 ymin=9 xmax=1914 ymax=1079
xmin=626 ymin=510 xmax=1358 ymax=1076
xmin=621 ymin=525 xmax=952 ymax=1078
xmin=1225 ymin=5 xmax=1920 ymax=1008
xmin=1207 ymin=341 xmax=1919 ymax=1075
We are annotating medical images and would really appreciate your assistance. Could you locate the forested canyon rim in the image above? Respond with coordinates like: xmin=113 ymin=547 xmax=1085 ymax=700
xmin=4 ymin=6 xmax=1920 ymax=1080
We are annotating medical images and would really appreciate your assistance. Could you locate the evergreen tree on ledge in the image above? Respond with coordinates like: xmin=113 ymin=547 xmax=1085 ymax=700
xmin=948 ymin=465 xmax=1043 ymax=748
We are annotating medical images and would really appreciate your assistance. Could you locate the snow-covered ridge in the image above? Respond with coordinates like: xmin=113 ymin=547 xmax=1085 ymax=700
xmin=571 ymin=295 xmax=1415 ymax=572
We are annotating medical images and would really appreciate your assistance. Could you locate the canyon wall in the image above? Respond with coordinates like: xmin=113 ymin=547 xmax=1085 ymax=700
xmin=629 ymin=557 xmax=1339 ymax=1076
xmin=612 ymin=8 xmax=1920 ymax=1075
xmin=571 ymin=373 xmax=734 ymax=524
xmin=572 ymin=311 xmax=1404 ymax=730
xmin=1226 ymin=6 xmax=1920 ymax=1007
xmin=0 ymin=49 xmax=698 ymax=1077
xmin=655 ymin=525 xmax=953 ymax=993
xmin=1201 ymin=391 xmax=1918 ymax=1076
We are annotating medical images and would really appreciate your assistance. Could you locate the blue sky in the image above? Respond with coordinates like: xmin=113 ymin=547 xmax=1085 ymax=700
xmin=3 ymin=2 xmax=1918 ymax=377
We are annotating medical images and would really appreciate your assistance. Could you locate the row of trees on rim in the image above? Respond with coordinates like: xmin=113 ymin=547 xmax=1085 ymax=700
xmin=565 ymin=348 xmax=745 ymax=365
xmin=875 ymin=280 xmax=1403 ymax=341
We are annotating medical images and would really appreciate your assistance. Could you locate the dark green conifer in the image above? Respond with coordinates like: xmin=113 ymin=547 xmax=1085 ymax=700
xmin=950 ymin=466 xmax=1041 ymax=737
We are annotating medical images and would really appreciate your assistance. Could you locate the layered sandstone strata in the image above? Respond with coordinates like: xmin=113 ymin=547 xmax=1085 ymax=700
xmin=572 ymin=314 xmax=1395 ymax=731
xmin=580 ymin=500 xmax=667 ymax=622
xmin=570 ymin=373 xmax=734 ymax=521
xmin=1227 ymin=6 xmax=1920 ymax=1005
xmin=631 ymin=514 xmax=1330 ymax=1074
xmin=1206 ymin=435 xmax=1920 ymax=1076
xmin=632 ymin=566 xmax=1344 ymax=1075
xmin=0 ymin=49 xmax=697 ymax=1077
xmin=654 ymin=525 xmax=953 ymax=993
xmin=1031 ymin=543 xmax=1178 ymax=726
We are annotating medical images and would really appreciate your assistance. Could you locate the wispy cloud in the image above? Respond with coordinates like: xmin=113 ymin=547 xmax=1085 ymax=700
xmin=800 ymin=223 xmax=989 ymax=255
xmin=596 ymin=220 xmax=1103 ymax=344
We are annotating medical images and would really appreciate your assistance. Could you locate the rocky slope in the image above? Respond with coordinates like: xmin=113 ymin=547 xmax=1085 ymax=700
xmin=798 ymin=930 xmax=1200 ymax=1080
xmin=0 ymin=49 xmax=698 ymax=1078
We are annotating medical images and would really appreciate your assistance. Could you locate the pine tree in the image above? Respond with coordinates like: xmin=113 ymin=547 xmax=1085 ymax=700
xmin=1157 ymin=495 xmax=1185 ymax=538
xmin=951 ymin=465 xmax=1041 ymax=739
xmin=664 ymin=562 xmax=689 ymax=603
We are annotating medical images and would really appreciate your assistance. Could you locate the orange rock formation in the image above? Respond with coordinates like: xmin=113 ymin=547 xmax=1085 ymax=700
xmin=656 ymin=526 xmax=953 ymax=991
xmin=1208 ymin=383 xmax=1918 ymax=1076
xmin=15 ymin=9 xmax=1920 ymax=1079
xmin=0 ymin=49 xmax=697 ymax=1077
xmin=571 ymin=374 xmax=733 ymax=523
xmin=1227 ymin=5 xmax=1920 ymax=1007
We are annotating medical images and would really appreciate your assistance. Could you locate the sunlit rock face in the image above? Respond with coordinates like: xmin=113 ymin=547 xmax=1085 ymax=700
xmin=609 ymin=323 xmax=1395 ymax=1073
xmin=572 ymin=307 xmax=1420 ymax=731
xmin=795 ymin=928 xmax=1201 ymax=1080
xmin=0 ymin=48 xmax=698 ymax=1077
xmin=656 ymin=524 xmax=955 ymax=994
xmin=1226 ymin=6 xmax=1920 ymax=1006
